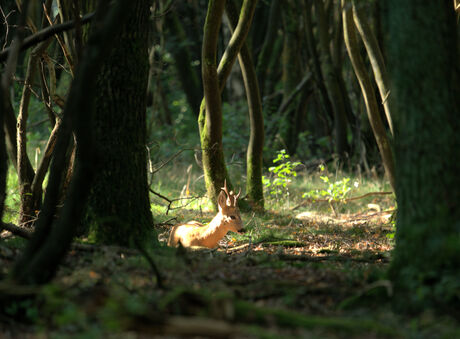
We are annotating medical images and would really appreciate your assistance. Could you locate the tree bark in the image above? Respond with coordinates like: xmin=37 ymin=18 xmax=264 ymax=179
xmin=200 ymin=0 xmax=228 ymax=209
xmin=386 ymin=1 xmax=460 ymax=311
xmin=342 ymin=0 xmax=395 ymax=191
xmin=165 ymin=10 xmax=202 ymax=117
xmin=199 ymin=0 xmax=257 ymax=208
xmin=255 ymin=0 xmax=280 ymax=98
xmin=279 ymin=0 xmax=305 ymax=155
xmin=84 ymin=0 xmax=155 ymax=246
xmin=351 ymin=0 xmax=393 ymax=135
xmin=225 ymin=0 xmax=264 ymax=210
xmin=314 ymin=0 xmax=349 ymax=159
xmin=304 ymin=1 xmax=334 ymax=127
xmin=17 ymin=42 xmax=49 ymax=225
xmin=11 ymin=0 xmax=130 ymax=285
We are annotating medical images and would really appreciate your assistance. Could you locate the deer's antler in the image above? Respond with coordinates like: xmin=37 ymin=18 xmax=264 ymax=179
xmin=221 ymin=179 xmax=241 ymax=206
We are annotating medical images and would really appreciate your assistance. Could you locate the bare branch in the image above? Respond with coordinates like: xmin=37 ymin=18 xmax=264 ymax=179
xmin=0 ymin=12 xmax=94 ymax=63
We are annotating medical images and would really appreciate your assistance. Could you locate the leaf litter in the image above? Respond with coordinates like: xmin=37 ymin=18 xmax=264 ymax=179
xmin=2 ymin=202 xmax=457 ymax=338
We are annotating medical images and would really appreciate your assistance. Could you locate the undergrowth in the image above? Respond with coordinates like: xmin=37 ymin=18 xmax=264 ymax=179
xmin=3 ymin=158 xmax=457 ymax=338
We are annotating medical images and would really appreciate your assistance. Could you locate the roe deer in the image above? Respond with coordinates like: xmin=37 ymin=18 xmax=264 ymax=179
xmin=168 ymin=182 xmax=243 ymax=248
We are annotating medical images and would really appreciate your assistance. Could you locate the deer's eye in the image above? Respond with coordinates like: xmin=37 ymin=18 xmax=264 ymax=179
xmin=230 ymin=215 xmax=236 ymax=220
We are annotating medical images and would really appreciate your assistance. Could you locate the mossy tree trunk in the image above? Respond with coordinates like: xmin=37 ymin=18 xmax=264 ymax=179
xmin=200 ymin=0 xmax=228 ymax=209
xmin=84 ymin=0 xmax=155 ymax=246
xmin=199 ymin=0 xmax=257 ymax=209
xmin=225 ymin=0 xmax=264 ymax=210
xmin=386 ymin=1 xmax=460 ymax=311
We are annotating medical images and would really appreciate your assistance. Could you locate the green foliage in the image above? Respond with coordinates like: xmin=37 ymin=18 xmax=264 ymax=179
xmin=4 ymin=168 xmax=20 ymax=223
xmin=302 ymin=164 xmax=354 ymax=214
xmin=4 ymin=298 xmax=39 ymax=322
xmin=263 ymin=150 xmax=301 ymax=202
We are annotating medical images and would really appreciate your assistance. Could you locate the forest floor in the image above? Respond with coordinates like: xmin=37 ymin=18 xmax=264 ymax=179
xmin=1 ymin=192 xmax=459 ymax=338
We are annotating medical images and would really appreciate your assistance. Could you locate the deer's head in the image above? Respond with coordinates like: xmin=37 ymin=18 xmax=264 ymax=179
xmin=217 ymin=181 xmax=243 ymax=233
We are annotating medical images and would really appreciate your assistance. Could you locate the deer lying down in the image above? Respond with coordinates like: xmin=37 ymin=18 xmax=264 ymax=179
xmin=168 ymin=183 xmax=243 ymax=248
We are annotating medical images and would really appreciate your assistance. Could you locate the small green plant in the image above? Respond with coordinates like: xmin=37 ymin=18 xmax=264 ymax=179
xmin=303 ymin=164 xmax=354 ymax=215
xmin=386 ymin=208 xmax=397 ymax=241
xmin=4 ymin=298 xmax=39 ymax=322
xmin=263 ymin=150 xmax=301 ymax=205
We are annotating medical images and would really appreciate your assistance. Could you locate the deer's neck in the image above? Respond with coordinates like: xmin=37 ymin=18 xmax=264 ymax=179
xmin=200 ymin=213 xmax=229 ymax=247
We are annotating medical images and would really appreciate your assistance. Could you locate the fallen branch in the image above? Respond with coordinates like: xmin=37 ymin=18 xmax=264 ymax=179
xmin=160 ymin=316 xmax=238 ymax=337
xmin=234 ymin=300 xmax=398 ymax=336
xmin=0 ymin=222 xmax=140 ymax=253
xmin=278 ymin=253 xmax=389 ymax=263
xmin=1 ymin=222 xmax=32 ymax=238
xmin=292 ymin=191 xmax=393 ymax=210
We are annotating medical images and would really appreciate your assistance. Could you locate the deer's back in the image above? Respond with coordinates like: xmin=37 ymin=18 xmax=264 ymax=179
xmin=167 ymin=221 xmax=207 ymax=247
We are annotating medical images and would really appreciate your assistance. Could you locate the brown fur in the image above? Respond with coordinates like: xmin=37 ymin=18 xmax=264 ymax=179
xmin=168 ymin=184 xmax=243 ymax=248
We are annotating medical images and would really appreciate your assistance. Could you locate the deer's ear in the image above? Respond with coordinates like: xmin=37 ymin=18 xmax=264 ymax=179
xmin=217 ymin=190 xmax=227 ymax=209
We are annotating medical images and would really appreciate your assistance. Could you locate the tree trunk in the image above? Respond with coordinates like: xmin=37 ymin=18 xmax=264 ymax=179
xmin=314 ymin=0 xmax=349 ymax=159
xmin=386 ymin=1 xmax=460 ymax=311
xmin=225 ymin=0 xmax=264 ymax=210
xmin=11 ymin=0 xmax=129 ymax=285
xmin=0 ymin=87 xmax=8 ymax=224
xmin=255 ymin=0 xmax=280 ymax=98
xmin=200 ymin=0 xmax=228 ymax=209
xmin=165 ymin=10 xmax=202 ymax=117
xmin=303 ymin=1 xmax=334 ymax=136
xmin=279 ymin=0 xmax=304 ymax=155
xmin=351 ymin=0 xmax=393 ymax=135
xmin=84 ymin=0 xmax=155 ymax=246
xmin=342 ymin=0 xmax=395 ymax=191
xmin=199 ymin=0 xmax=257 ymax=209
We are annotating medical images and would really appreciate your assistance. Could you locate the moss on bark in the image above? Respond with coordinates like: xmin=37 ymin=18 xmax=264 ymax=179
xmin=386 ymin=0 xmax=460 ymax=311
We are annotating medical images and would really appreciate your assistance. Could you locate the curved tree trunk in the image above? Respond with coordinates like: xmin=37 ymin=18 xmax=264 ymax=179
xmin=351 ymin=0 xmax=393 ymax=135
xmin=199 ymin=0 xmax=257 ymax=208
xmin=225 ymin=0 xmax=264 ymax=210
xmin=386 ymin=0 xmax=460 ymax=311
xmin=342 ymin=0 xmax=395 ymax=190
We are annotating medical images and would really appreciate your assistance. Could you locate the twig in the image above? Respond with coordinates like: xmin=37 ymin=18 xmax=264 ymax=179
xmin=0 ymin=12 xmax=94 ymax=62
xmin=134 ymin=239 xmax=165 ymax=289
xmin=343 ymin=191 xmax=393 ymax=202
xmin=0 ymin=7 xmax=15 ymax=51
xmin=277 ymin=72 xmax=312 ymax=115
xmin=151 ymin=148 xmax=187 ymax=174
xmin=149 ymin=188 xmax=203 ymax=215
